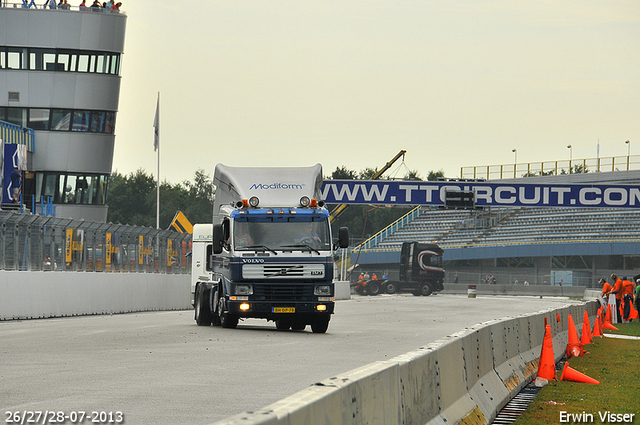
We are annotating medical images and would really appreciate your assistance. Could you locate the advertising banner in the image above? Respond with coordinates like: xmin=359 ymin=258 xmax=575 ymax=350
xmin=2 ymin=143 xmax=27 ymax=204
xmin=320 ymin=180 xmax=640 ymax=209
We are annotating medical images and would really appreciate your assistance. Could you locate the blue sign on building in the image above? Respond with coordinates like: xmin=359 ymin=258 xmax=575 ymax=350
xmin=320 ymin=180 xmax=640 ymax=209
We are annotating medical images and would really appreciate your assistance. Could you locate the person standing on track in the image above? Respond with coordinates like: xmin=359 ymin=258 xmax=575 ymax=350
xmin=610 ymin=274 xmax=623 ymax=322
xmin=635 ymin=279 xmax=640 ymax=320
xmin=621 ymin=277 xmax=635 ymax=322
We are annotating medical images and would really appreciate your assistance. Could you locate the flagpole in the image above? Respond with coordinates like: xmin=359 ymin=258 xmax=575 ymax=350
xmin=156 ymin=131 xmax=160 ymax=230
xmin=153 ymin=92 xmax=160 ymax=229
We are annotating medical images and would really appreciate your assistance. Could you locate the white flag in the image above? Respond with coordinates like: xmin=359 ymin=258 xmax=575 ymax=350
xmin=153 ymin=93 xmax=160 ymax=151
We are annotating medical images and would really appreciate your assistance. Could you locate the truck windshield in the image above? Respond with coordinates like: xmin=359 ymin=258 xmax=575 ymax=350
xmin=234 ymin=220 xmax=331 ymax=251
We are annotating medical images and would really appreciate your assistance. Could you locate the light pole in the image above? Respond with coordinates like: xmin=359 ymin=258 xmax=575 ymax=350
xmin=625 ymin=140 xmax=630 ymax=170
xmin=567 ymin=145 xmax=573 ymax=174
xmin=512 ymin=149 xmax=517 ymax=177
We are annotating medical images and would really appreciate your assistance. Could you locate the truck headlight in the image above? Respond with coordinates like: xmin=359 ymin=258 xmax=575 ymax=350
xmin=314 ymin=285 xmax=331 ymax=296
xmin=235 ymin=284 xmax=253 ymax=295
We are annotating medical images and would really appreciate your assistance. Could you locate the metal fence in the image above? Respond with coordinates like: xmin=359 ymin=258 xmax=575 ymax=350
xmin=460 ymin=154 xmax=640 ymax=180
xmin=0 ymin=211 xmax=191 ymax=273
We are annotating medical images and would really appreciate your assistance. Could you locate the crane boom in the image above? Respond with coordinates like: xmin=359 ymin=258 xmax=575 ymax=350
xmin=329 ymin=150 xmax=407 ymax=222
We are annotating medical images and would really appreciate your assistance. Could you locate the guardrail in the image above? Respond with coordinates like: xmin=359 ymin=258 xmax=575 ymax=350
xmin=212 ymin=302 xmax=597 ymax=425
xmin=353 ymin=206 xmax=422 ymax=251
xmin=0 ymin=1 xmax=125 ymax=14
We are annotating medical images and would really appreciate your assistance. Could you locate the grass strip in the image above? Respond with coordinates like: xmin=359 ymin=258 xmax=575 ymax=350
xmin=513 ymin=321 xmax=640 ymax=425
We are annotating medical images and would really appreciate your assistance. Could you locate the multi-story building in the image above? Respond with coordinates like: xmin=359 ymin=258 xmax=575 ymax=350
xmin=0 ymin=3 xmax=126 ymax=221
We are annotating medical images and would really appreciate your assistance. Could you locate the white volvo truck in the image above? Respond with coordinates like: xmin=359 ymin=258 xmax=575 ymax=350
xmin=191 ymin=164 xmax=348 ymax=333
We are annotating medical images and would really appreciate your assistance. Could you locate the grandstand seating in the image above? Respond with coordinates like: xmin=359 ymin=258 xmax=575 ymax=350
xmin=362 ymin=206 xmax=640 ymax=251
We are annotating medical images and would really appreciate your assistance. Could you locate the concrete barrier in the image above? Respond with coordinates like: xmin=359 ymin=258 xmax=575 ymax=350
xmin=0 ymin=271 xmax=191 ymax=320
xmin=442 ymin=283 xmax=587 ymax=298
xmin=334 ymin=281 xmax=351 ymax=300
xmin=211 ymin=301 xmax=599 ymax=425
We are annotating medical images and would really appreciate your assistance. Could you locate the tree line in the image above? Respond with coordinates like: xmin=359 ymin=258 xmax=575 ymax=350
xmin=106 ymin=166 xmax=445 ymax=241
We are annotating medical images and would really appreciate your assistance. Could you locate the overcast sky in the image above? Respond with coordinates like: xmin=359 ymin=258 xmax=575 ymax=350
xmin=112 ymin=1 xmax=640 ymax=184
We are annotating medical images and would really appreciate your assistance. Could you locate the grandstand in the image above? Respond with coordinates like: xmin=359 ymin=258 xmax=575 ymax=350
xmin=350 ymin=170 xmax=640 ymax=286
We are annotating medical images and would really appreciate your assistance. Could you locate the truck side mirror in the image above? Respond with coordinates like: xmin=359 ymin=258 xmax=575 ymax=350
xmin=338 ymin=227 xmax=349 ymax=248
xmin=213 ymin=223 xmax=224 ymax=254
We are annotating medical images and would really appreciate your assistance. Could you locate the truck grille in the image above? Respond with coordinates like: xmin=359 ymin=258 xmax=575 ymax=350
xmin=242 ymin=263 xmax=324 ymax=279
xmin=254 ymin=284 xmax=314 ymax=301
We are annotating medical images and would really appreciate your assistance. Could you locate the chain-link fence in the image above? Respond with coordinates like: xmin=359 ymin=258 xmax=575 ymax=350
xmin=0 ymin=211 xmax=191 ymax=273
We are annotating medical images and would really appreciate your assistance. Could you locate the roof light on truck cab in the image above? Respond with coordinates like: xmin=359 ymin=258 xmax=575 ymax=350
xmin=300 ymin=196 xmax=311 ymax=207
xmin=309 ymin=199 xmax=317 ymax=208
xmin=249 ymin=196 xmax=260 ymax=207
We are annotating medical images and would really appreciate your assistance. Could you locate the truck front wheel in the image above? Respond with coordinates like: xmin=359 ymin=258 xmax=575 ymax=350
xmin=218 ymin=299 xmax=238 ymax=329
xmin=311 ymin=317 xmax=330 ymax=333
xmin=195 ymin=285 xmax=212 ymax=326
xmin=419 ymin=281 xmax=433 ymax=296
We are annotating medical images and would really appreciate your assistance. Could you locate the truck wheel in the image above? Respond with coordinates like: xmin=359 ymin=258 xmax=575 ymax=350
xmin=355 ymin=285 xmax=365 ymax=295
xmin=412 ymin=290 xmax=421 ymax=296
xmin=311 ymin=317 xmax=330 ymax=333
xmin=195 ymin=285 xmax=212 ymax=326
xmin=367 ymin=282 xmax=381 ymax=296
xmin=419 ymin=281 xmax=433 ymax=296
xmin=291 ymin=322 xmax=306 ymax=331
xmin=218 ymin=299 xmax=238 ymax=329
xmin=275 ymin=320 xmax=291 ymax=330
xmin=210 ymin=287 xmax=221 ymax=326
xmin=385 ymin=282 xmax=397 ymax=294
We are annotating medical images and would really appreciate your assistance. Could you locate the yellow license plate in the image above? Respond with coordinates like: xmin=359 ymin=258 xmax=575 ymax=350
xmin=273 ymin=307 xmax=295 ymax=313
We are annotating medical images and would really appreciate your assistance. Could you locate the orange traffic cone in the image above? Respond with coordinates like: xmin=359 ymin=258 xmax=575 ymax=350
xmin=581 ymin=311 xmax=593 ymax=345
xmin=560 ymin=362 xmax=600 ymax=384
xmin=536 ymin=324 xmax=556 ymax=381
xmin=566 ymin=314 xmax=583 ymax=358
xmin=603 ymin=305 xmax=619 ymax=331
xmin=592 ymin=312 xmax=603 ymax=338
xmin=557 ymin=313 xmax=561 ymax=322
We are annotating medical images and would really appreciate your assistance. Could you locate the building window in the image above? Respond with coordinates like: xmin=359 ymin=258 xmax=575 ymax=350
xmin=72 ymin=111 xmax=90 ymax=132
xmin=37 ymin=172 xmax=109 ymax=205
xmin=51 ymin=109 xmax=72 ymax=131
xmin=3 ymin=107 xmax=116 ymax=134
xmin=5 ymin=107 xmax=27 ymax=127
xmin=77 ymin=54 xmax=89 ymax=72
xmin=0 ymin=46 xmax=121 ymax=76
xmin=90 ymin=111 xmax=105 ymax=133
xmin=28 ymin=109 xmax=50 ymax=130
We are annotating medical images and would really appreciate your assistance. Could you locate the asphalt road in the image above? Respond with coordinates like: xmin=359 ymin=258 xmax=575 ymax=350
xmin=0 ymin=294 xmax=583 ymax=425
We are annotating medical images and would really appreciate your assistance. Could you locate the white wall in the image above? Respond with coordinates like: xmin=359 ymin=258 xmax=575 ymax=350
xmin=0 ymin=271 xmax=191 ymax=320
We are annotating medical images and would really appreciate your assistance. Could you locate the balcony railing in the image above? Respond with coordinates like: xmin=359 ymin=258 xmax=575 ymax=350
xmin=460 ymin=155 xmax=640 ymax=180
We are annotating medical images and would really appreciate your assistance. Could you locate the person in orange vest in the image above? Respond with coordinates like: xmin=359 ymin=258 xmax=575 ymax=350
xmin=358 ymin=272 xmax=364 ymax=282
xmin=372 ymin=273 xmax=378 ymax=281
xmin=635 ymin=279 xmax=640 ymax=319
xmin=610 ymin=274 xmax=623 ymax=322
xmin=621 ymin=277 xmax=635 ymax=322
xmin=599 ymin=278 xmax=613 ymax=309
xmin=600 ymin=278 xmax=613 ymax=297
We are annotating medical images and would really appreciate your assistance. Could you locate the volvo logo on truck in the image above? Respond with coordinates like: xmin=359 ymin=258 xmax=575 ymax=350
xmin=242 ymin=258 xmax=265 ymax=264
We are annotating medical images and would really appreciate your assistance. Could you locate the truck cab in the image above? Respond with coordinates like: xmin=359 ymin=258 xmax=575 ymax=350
xmin=400 ymin=241 xmax=445 ymax=295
